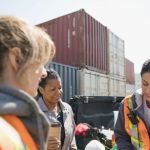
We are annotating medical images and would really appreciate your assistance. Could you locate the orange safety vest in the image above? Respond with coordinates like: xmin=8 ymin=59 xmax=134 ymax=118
xmin=0 ymin=115 xmax=38 ymax=150
xmin=124 ymin=96 xmax=150 ymax=150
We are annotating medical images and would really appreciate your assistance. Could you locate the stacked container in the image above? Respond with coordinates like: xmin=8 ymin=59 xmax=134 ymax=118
xmin=79 ymin=68 xmax=109 ymax=96
xmin=38 ymin=9 xmax=108 ymax=74
xmin=38 ymin=9 xmax=110 ymax=96
xmin=108 ymin=30 xmax=126 ymax=96
xmin=135 ymin=73 xmax=141 ymax=90
xmin=38 ymin=9 xmax=135 ymax=98
xmin=125 ymin=58 xmax=135 ymax=95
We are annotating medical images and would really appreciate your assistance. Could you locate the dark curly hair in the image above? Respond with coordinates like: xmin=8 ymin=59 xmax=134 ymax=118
xmin=37 ymin=69 xmax=60 ymax=97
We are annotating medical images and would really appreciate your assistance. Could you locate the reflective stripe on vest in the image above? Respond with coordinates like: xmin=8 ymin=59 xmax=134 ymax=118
xmin=0 ymin=115 xmax=37 ymax=150
xmin=124 ymin=96 xmax=150 ymax=150
xmin=3 ymin=115 xmax=38 ymax=150
xmin=0 ymin=117 xmax=26 ymax=150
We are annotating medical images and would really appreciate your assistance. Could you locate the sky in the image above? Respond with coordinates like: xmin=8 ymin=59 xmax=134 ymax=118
xmin=0 ymin=0 xmax=150 ymax=73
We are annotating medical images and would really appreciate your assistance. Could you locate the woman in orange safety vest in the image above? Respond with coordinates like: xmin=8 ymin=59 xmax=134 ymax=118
xmin=0 ymin=15 xmax=55 ymax=150
xmin=114 ymin=59 xmax=150 ymax=150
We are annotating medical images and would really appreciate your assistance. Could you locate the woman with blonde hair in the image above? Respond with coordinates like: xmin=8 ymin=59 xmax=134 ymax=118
xmin=0 ymin=15 xmax=55 ymax=150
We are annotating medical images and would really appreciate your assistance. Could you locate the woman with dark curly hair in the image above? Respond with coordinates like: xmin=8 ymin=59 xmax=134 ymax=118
xmin=37 ymin=69 xmax=77 ymax=150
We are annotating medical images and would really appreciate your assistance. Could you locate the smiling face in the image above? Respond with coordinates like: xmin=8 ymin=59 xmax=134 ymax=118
xmin=39 ymin=78 xmax=63 ymax=106
xmin=142 ymin=72 xmax=150 ymax=103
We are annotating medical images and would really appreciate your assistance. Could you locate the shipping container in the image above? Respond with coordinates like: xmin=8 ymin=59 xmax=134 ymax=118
xmin=126 ymin=83 xmax=135 ymax=95
xmin=135 ymin=73 xmax=141 ymax=90
xmin=79 ymin=68 xmax=109 ymax=96
xmin=108 ymin=30 xmax=125 ymax=77
xmin=38 ymin=9 xmax=108 ymax=73
xmin=108 ymin=76 xmax=126 ymax=96
xmin=125 ymin=58 xmax=135 ymax=84
xmin=46 ymin=62 xmax=80 ymax=102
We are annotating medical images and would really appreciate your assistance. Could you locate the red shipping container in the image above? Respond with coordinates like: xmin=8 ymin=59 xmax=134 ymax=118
xmin=125 ymin=58 xmax=135 ymax=84
xmin=38 ymin=9 xmax=108 ymax=74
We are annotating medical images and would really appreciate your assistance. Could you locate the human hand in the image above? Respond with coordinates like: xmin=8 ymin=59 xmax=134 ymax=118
xmin=47 ymin=137 xmax=61 ymax=150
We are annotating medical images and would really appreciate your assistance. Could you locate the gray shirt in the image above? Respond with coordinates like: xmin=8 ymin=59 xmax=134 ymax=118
xmin=38 ymin=97 xmax=77 ymax=150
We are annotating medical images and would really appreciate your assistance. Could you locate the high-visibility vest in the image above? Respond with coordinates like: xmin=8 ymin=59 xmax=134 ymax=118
xmin=124 ymin=96 xmax=150 ymax=150
xmin=0 ymin=115 xmax=38 ymax=150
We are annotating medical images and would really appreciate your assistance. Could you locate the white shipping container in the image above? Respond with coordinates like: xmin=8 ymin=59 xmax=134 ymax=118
xmin=126 ymin=83 xmax=135 ymax=95
xmin=108 ymin=76 xmax=126 ymax=96
xmin=108 ymin=30 xmax=125 ymax=78
xmin=135 ymin=73 xmax=141 ymax=90
xmin=79 ymin=69 xmax=109 ymax=96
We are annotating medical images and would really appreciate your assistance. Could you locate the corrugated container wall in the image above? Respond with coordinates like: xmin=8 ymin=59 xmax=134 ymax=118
xmin=46 ymin=62 xmax=80 ymax=102
xmin=79 ymin=68 xmax=109 ymax=96
xmin=126 ymin=83 xmax=135 ymax=95
xmin=108 ymin=30 xmax=125 ymax=78
xmin=135 ymin=73 xmax=141 ymax=90
xmin=108 ymin=30 xmax=126 ymax=96
xmin=38 ymin=9 xmax=108 ymax=74
xmin=125 ymin=58 xmax=135 ymax=84
xmin=108 ymin=76 xmax=126 ymax=97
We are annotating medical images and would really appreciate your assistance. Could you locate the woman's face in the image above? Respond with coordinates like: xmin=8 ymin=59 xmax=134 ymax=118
xmin=142 ymin=72 xmax=150 ymax=102
xmin=19 ymin=62 xmax=47 ymax=97
xmin=41 ymin=78 xmax=63 ymax=105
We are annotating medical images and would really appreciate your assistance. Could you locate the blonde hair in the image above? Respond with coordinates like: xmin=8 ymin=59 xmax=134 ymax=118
xmin=0 ymin=15 xmax=55 ymax=75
